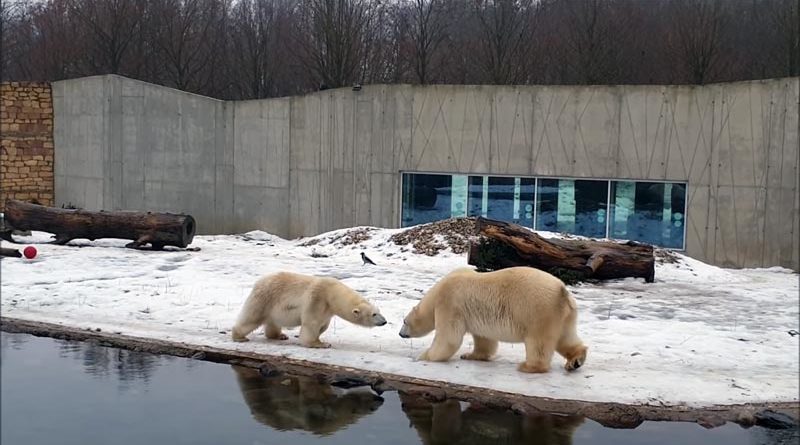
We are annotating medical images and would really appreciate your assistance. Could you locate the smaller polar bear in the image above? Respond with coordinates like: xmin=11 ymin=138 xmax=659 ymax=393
xmin=232 ymin=271 xmax=387 ymax=348
xmin=399 ymin=266 xmax=587 ymax=373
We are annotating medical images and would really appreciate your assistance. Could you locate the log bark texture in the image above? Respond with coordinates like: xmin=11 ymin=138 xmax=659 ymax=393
xmin=0 ymin=247 xmax=21 ymax=258
xmin=3 ymin=200 xmax=196 ymax=250
xmin=467 ymin=217 xmax=655 ymax=283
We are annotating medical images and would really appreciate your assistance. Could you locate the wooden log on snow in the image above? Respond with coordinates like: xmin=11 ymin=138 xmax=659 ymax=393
xmin=467 ymin=217 xmax=655 ymax=283
xmin=3 ymin=200 xmax=196 ymax=250
xmin=0 ymin=247 xmax=22 ymax=258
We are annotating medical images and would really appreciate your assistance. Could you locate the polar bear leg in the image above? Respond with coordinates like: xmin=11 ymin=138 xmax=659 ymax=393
xmin=232 ymin=313 xmax=263 ymax=342
xmin=299 ymin=323 xmax=331 ymax=348
xmin=418 ymin=315 xmax=465 ymax=362
xmin=518 ymin=331 xmax=558 ymax=373
xmin=460 ymin=335 xmax=498 ymax=361
xmin=263 ymin=322 xmax=288 ymax=341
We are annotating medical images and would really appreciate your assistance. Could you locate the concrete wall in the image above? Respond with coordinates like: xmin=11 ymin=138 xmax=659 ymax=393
xmin=53 ymin=75 xmax=799 ymax=270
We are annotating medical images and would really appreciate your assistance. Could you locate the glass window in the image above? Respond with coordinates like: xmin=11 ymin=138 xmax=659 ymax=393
xmin=401 ymin=173 xmax=468 ymax=227
xmin=401 ymin=172 xmax=687 ymax=249
xmin=467 ymin=176 xmax=535 ymax=227
xmin=536 ymin=178 xmax=608 ymax=238
xmin=609 ymin=181 xmax=686 ymax=249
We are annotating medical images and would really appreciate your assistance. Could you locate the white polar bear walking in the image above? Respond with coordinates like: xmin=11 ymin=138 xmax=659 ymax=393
xmin=399 ymin=266 xmax=588 ymax=373
xmin=232 ymin=271 xmax=387 ymax=348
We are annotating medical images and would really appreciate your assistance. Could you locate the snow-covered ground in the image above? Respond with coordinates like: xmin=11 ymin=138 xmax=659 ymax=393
xmin=1 ymin=226 xmax=798 ymax=408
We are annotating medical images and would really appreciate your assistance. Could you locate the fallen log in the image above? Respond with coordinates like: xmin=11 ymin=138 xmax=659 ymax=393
xmin=467 ymin=217 xmax=655 ymax=283
xmin=3 ymin=200 xmax=196 ymax=250
xmin=0 ymin=247 xmax=21 ymax=258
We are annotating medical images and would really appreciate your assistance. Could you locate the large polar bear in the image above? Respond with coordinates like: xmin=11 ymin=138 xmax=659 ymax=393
xmin=399 ymin=267 xmax=587 ymax=373
xmin=232 ymin=271 xmax=387 ymax=348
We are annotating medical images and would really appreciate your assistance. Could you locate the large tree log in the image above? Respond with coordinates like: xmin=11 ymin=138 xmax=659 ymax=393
xmin=467 ymin=217 xmax=655 ymax=283
xmin=0 ymin=247 xmax=22 ymax=258
xmin=3 ymin=200 xmax=196 ymax=250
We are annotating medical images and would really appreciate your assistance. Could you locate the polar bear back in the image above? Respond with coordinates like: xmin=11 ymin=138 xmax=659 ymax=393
xmin=432 ymin=267 xmax=574 ymax=342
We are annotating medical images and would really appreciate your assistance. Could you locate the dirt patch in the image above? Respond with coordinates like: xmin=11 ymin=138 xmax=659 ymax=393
xmin=390 ymin=218 xmax=479 ymax=256
xmin=655 ymin=249 xmax=681 ymax=264
xmin=2 ymin=316 xmax=797 ymax=430
xmin=299 ymin=227 xmax=376 ymax=247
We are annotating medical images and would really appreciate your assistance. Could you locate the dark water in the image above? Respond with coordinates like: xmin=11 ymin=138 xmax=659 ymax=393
xmin=0 ymin=333 xmax=796 ymax=445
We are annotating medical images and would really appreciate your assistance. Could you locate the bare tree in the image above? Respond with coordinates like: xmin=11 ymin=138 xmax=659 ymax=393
xmin=2 ymin=0 xmax=797 ymax=94
xmin=401 ymin=0 xmax=450 ymax=84
xmin=68 ymin=0 xmax=145 ymax=75
xmin=228 ymin=0 xmax=284 ymax=98
xmin=293 ymin=0 xmax=381 ymax=89
xmin=667 ymin=0 xmax=730 ymax=84
xmin=556 ymin=0 xmax=626 ymax=84
xmin=472 ymin=0 xmax=536 ymax=85
xmin=150 ymin=0 xmax=225 ymax=92
xmin=759 ymin=0 xmax=799 ymax=77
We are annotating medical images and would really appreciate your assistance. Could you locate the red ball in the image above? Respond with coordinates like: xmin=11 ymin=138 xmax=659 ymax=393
xmin=23 ymin=246 xmax=37 ymax=259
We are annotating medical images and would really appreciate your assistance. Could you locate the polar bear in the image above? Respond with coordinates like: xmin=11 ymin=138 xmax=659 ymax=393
xmin=399 ymin=266 xmax=587 ymax=373
xmin=232 ymin=271 xmax=387 ymax=348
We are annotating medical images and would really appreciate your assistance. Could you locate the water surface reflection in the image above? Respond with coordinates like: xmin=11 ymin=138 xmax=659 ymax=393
xmin=1 ymin=332 xmax=796 ymax=445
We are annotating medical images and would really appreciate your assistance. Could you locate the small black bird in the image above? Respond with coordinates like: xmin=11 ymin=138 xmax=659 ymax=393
xmin=361 ymin=252 xmax=376 ymax=266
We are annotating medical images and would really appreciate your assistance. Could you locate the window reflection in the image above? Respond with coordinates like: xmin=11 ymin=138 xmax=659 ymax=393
xmin=467 ymin=176 xmax=535 ymax=227
xmin=400 ymin=172 xmax=687 ymax=249
xmin=610 ymin=181 xmax=686 ymax=249
xmin=401 ymin=173 xmax=467 ymax=226
xmin=536 ymin=179 xmax=608 ymax=238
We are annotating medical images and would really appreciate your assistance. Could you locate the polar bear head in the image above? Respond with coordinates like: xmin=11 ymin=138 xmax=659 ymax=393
xmin=398 ymin=304 xmax=434 ymax=338
xmin=349 ymin=302 xmax=387 ymax=327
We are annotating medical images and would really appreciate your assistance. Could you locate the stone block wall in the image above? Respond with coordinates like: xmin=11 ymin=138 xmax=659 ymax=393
xmin=1 ymin=82 xmax=55 ymax=206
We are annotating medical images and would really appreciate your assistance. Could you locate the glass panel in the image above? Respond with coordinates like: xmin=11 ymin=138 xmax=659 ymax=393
xmin=450 ymin=175 xmax=468 ymax=218
xmin=467 ymin=176 xmax=486 ymax=217
xmin=466 ymin=176 xmax=535 ymax=227
xmin=401 ymin=173 xmax=469 ymax=227
xmin=536 ymin=178 xmax=608 ymax=238
xmin=609 ymin=181 xmax=686 ymax=248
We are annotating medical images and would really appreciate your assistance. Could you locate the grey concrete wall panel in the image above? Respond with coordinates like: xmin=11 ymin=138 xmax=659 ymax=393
xmin=567 ymin=87 xmax=618 ymax=179
xmin=52 ymin=75 xmax=799 ymax=270
xmin=53 ymin=76 xmax=108 ymax=210
xmin=391 ymin=86 xmax=415 ymax=173
xmin=213 ymin=102 xmax=234 ymax=234
xmin=411 ymin=86 xmax=493 ymax=174
xmin=492 ymin=88 xmax=533 ymax=176
xmin=531 ymin=88 xmax=576 ymax=177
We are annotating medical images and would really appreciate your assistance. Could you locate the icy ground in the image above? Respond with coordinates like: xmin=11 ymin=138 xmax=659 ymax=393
xmin=1 ymin=226 xmax=798 ymax=408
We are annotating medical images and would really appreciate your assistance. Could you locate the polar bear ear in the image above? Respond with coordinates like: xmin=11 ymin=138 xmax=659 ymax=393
xmin=352 ymin=308 xmax=361 ymax=318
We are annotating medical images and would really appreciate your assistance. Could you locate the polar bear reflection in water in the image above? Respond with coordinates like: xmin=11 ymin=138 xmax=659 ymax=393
xmin=232 ymin=365 xmax=584 ymax=444
xmin=399 ymin=392 xmax=585 ymax=445
xmin=231 ymin=365 xmax=384 ymax=436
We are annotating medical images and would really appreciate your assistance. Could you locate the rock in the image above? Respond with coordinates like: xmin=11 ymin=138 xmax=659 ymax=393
xmin=330 ymin=376 xmax=371 ymax=389
xmin=258 ymin=364 xmax=282 ymax=378
xmin=697 ymin=415 xmax=726 ymax=429
xmin=754 ymin=409 xmax=798 ymax=430
xmin=580 ymin=404 xmax=644 ymax=429
xmin=510 ymin=402 xmax=542 ymax=416
xmin=191 ymin=351 xmax=206 ymax=360
xmin=735 ymin=411 xmax=756 ymax=428
xmin=403 ymin=386 xmax=447 ymax=402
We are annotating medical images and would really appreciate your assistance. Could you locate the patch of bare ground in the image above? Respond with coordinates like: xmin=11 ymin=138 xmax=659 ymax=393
xmin=390 ymin=217 xmax=479 ymax=256
xmin=299 ymin=227 xmax=377 ymax=247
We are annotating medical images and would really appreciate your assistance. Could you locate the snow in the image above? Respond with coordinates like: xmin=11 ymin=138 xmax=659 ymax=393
xmin=1 ymin=227 xmax=798 ymax=408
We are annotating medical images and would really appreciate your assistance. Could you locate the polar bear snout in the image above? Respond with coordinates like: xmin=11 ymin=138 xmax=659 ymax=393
xmin=398 ymin=324 xmax=410 ymax=338
xmin=373 ymin=313 xmax=387 ymax=326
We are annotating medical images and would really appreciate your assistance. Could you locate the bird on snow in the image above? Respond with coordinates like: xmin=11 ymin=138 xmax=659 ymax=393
xmin=361 ymin=252 xmax=376 ymax=266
